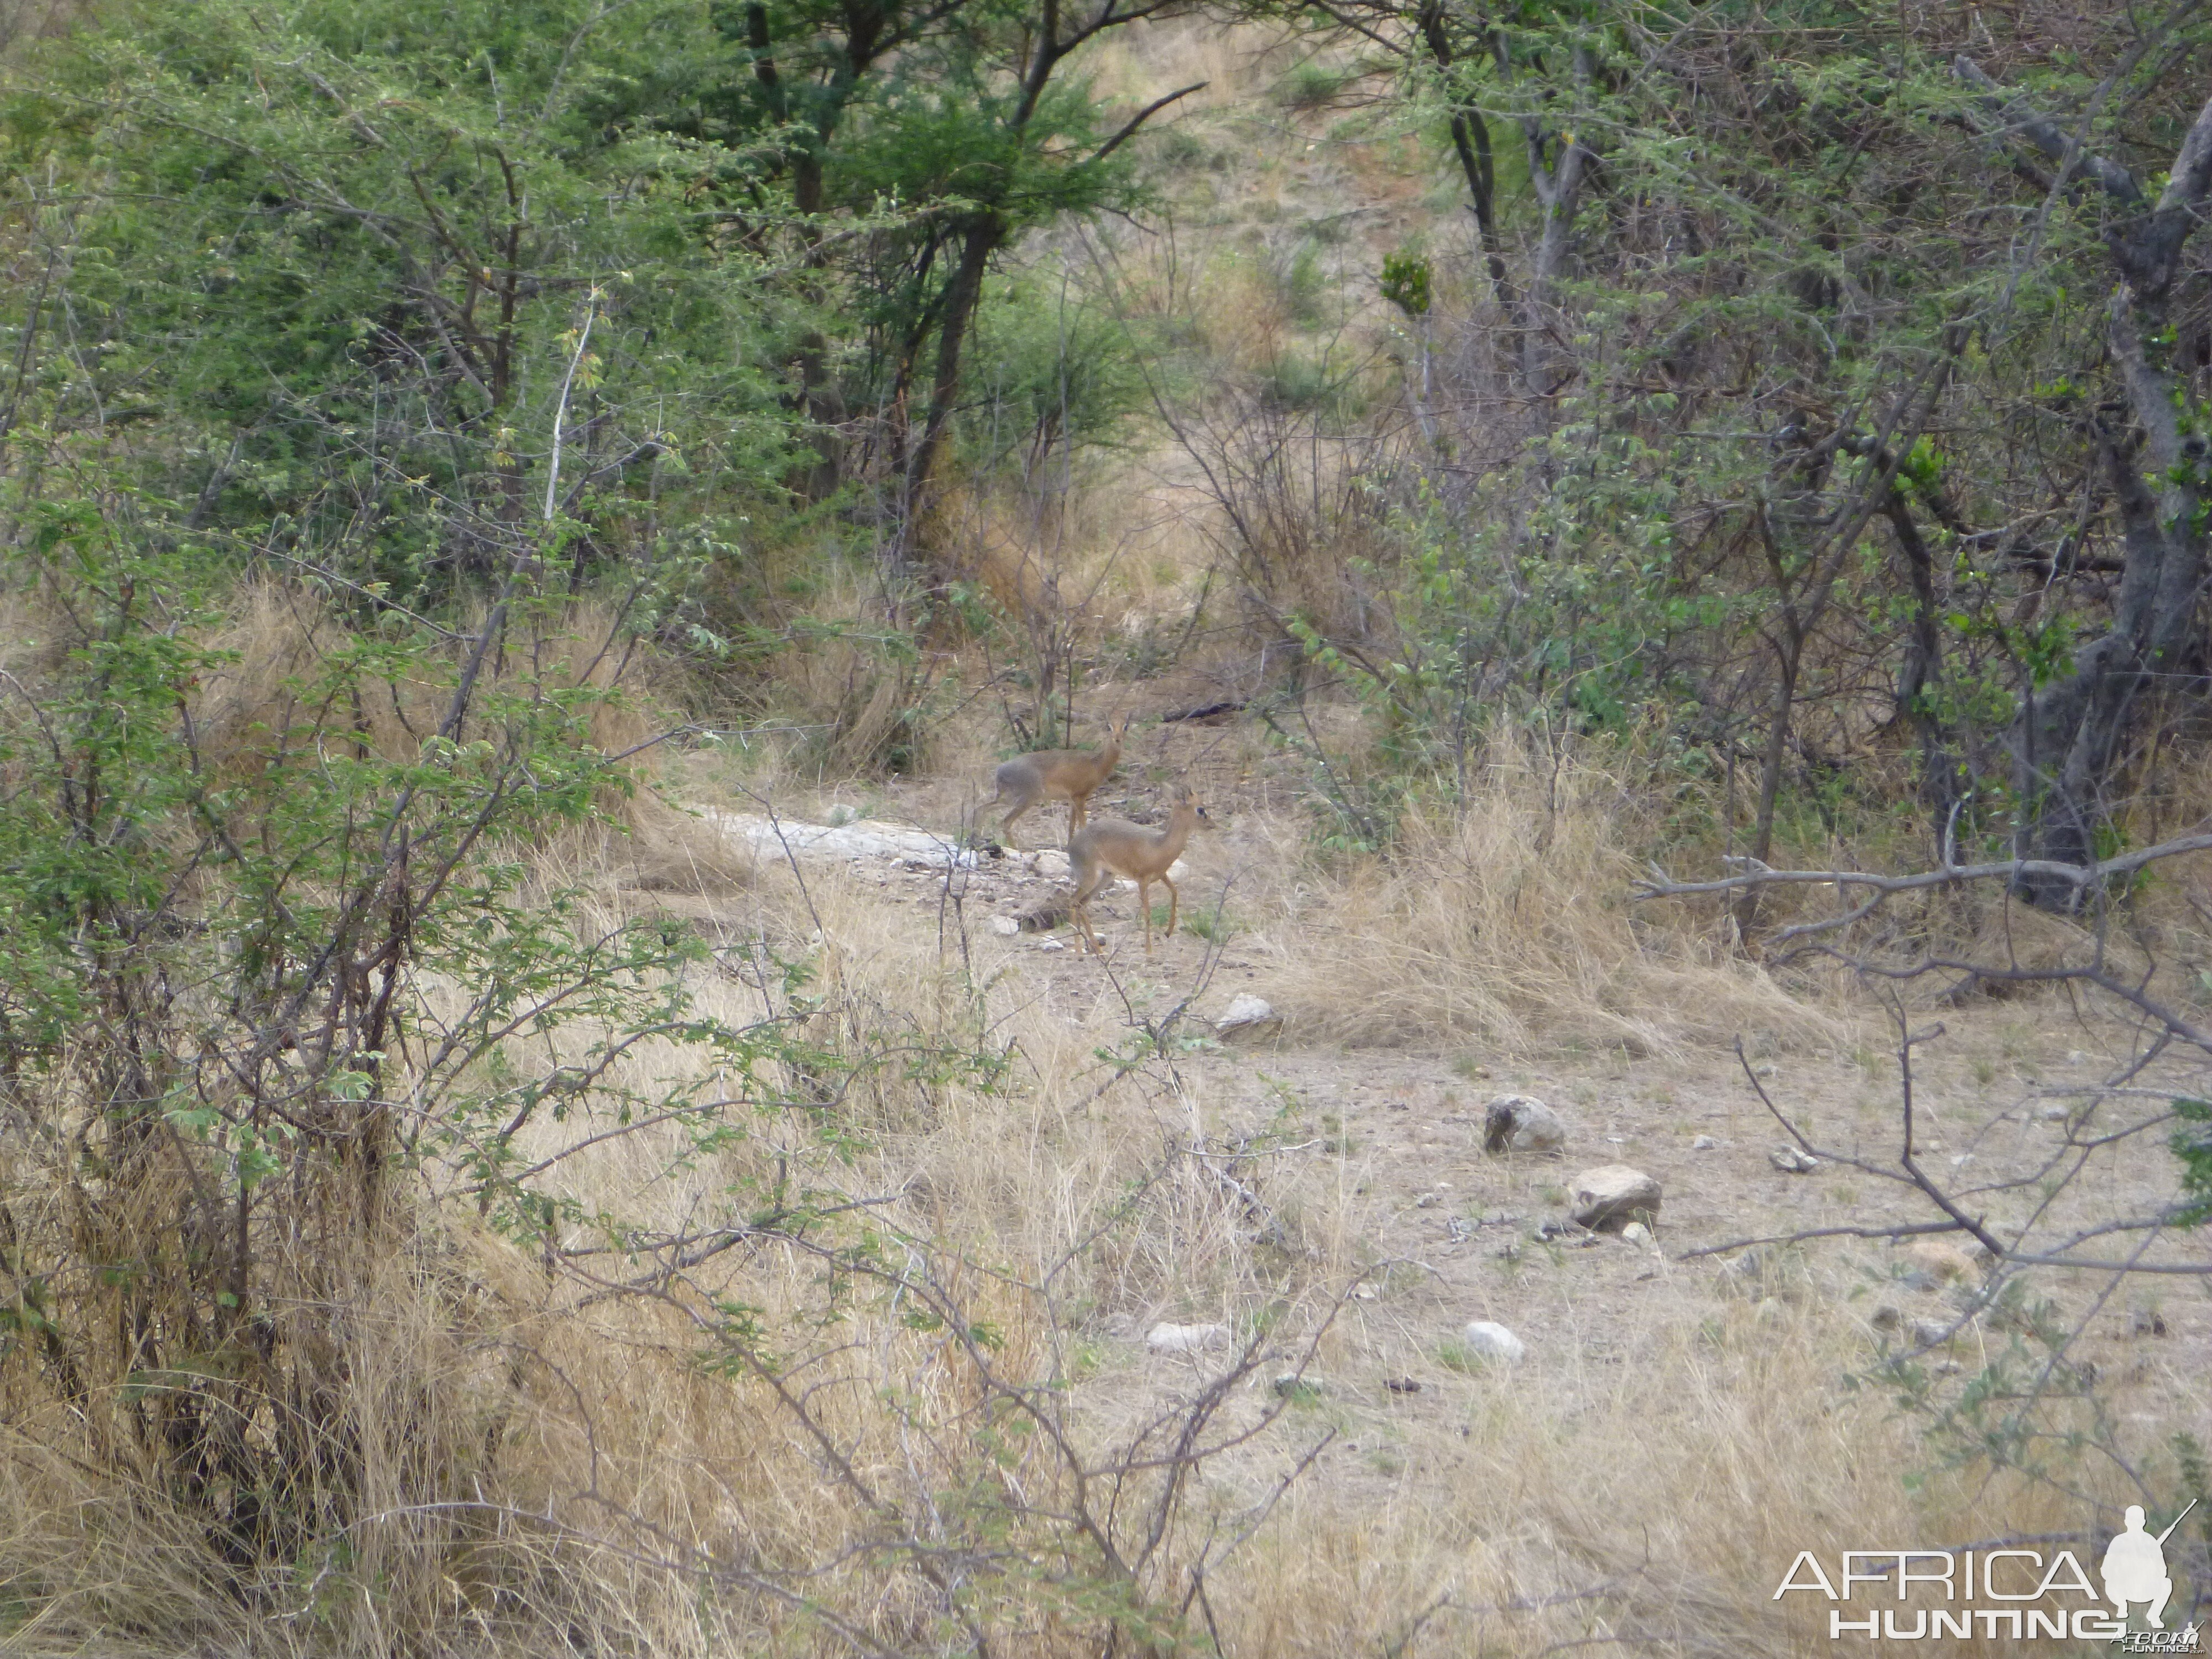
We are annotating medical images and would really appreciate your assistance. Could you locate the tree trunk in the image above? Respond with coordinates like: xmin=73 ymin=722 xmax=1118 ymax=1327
xmin=1411 ymin=4 xmax=1511 ymax=304
xmin=1973 ymin=70 xmax=2212 ymax=904
xmin=1519 ymin=118 xmax=1589 ymax=397
xmin=898 ymin=213 xmax=1001 ymax=561
xmin=1885 ymin=488 xmax=1967 ymax=833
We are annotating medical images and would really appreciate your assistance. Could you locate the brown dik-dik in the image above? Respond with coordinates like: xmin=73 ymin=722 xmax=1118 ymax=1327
xmin=987 ymin=712 xmax=1130 ymax=844
xmin=1067 ymin=787 xmax=1210 ymax=956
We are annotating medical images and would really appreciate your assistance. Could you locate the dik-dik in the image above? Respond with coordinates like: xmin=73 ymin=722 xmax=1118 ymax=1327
xmin=1067 ymin=787 xmax=1210 ymax=956
xmin=987 ymin=712 xmax=1130 ymax=845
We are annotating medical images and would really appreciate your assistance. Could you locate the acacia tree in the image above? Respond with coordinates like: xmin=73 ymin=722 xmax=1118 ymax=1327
xmin=1953 ymin=55 xmax=2212 ymax=904
xmin=635 ymin=0 xmax=1200 ymax=567
xmin=1227 ymin=1 xmax=2212 ymax=923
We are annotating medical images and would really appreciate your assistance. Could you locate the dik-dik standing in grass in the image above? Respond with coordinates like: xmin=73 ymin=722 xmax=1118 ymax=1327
xmin=987 ymin=712 xmax=1130 ymax=845
xmin=1068 ymin=786 xmax=1210 ymax=956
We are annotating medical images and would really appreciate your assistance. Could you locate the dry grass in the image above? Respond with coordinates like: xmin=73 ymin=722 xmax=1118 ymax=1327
xmin=4 ymin=771 xmax=2194 ymax=1656
xmin=1240 ymin=731 xmax=1849 ymax=1055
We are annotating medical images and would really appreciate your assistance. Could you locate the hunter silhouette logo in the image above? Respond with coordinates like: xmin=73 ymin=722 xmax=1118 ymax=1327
xmin=2104 ymin=1501 xmax=2195 ymax=1631
xmin=1771 ymin=1499 xmax=2202 ymax=1645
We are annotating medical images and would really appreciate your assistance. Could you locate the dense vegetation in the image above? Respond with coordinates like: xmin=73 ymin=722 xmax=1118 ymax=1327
xmin=4 ymin=0 xmax=2211 ymax=1651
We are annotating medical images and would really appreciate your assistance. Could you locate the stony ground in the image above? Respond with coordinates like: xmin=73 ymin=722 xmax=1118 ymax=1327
xmin=674 ymin=779 xmax=2208 ymax=1482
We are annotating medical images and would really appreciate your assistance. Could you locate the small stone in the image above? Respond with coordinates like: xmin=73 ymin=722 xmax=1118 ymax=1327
xmin=1567 ymin=1165 xmax=1662 ymax=1231
xmin=1494 ymin=1241 xmax=1522 ymax=1262
xmin=1870 ymin=1305 xmax=1903 ymax=1331
xmin=1270 ymin=1372 xmax=1322 ymax=1399
xmin=1620 ymin=1220 xmax=1656 ymax=1250
xmin=1146 ymin=1321 xmax=1229 ymax=1354
xmin=1352 ymin=1284 xmax=1378 ymax=1301
xmin=1910 ymin=1317 xmax=1957 ymax=1347
xmin=1635 ymin=1262 xmax=1660 ymax=1281
xmin=1214 ymin=993 xmax=1281 ymax=1039
xmin=1692 ymin=1135 xmax=1718 ymax=1151
xmin=1461 ymin=1320 xmax=1526 ymax=1364
xmin=990 ymin=915 xmax=1021 ymax=936
xmin=2130 ymin=1308 xmax=2168 ymax=1338
xmin=1036 ymin=938 xmax=1066 ymax=953
xmin=1483 ymin=1094 xmax=1567 ymax=1154
xmin=1770 ymin=1145 xmax=1820 ymax=1174
xmin=2038 ymin=1105 xmax=2072 ymax=1123
xmin=1384 ymin=1376 xmax=1420 ymax=1394
xmin=1415 ymin=1193 xmax=1439 ymax=1208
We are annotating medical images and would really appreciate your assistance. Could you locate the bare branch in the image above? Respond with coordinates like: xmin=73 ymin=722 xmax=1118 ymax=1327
xmin=1635 ymin=827 xmax=2212 ymax=912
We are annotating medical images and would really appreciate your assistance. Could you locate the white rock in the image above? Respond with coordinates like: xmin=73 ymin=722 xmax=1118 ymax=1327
xmin=1146 ymin=1321 xmax=1229 ymax=1354
xmin=1620 ymin=1220 xmax=1656 ymax=1250
xmin=706 ymin=809 xmax=984 ymax=870
xmin=1214 ymin=994 xmax=1280 ymax=1037
xmin=1692 ymin=1135 xmax=1718 ymax=1151
xmin=1770 ymin=1145 xmax=1820 ymax=1174
xmin=1029 ymin=848 xmax=1071 ymax=879
xmin=1461 ymin=1320 xmax=1526 ymax=1364
xmin=1036 ymin=938 xmax=1066 ymax=953
xmin=990 ymin=915 xmax=1022 ymax=936
xmin=1567 ymin=1165 xmax=1662 ymax=1231
xmin=1483 ymin=1094 xmax=1567 ymax=1154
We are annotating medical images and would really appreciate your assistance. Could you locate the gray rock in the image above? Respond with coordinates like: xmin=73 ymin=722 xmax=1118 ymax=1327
xmin=1770 ymin=1144 xmax=1820 ymax=1174
xmin=1567 ymin=1165 xmax=1662 ymax=1231
xmin=1462 ymin=1320 xmax=1526 ymax=1363
xmin=1870 ymin=1304 xmax=1903 ymax=1331
xmin=1910 ymin=1317 xmax=1958 ymax=1347
xmin=1620 ymin=1220 xmax=1657 ymax=1250
xmin=1270 ymin=1371 xmax=1323 ymax=1399
xmin=1483 ymin=1094 xmax=1568 ymax=1154
xmin=1214 ymin=993 xmax=1281 ymax=1039
xmin=990 ymin=915 xmax=1022 ymax=936
xmin=1146 ymin=1321 xmax=1229 ymax=1354
xmin=1692 ymin=1134 xmax=1719 ymax=1151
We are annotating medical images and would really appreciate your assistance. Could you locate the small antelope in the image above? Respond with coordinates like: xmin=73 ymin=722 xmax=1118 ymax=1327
xmin=1068 ymin=787 xmax=1211 ymax=956
xmin=987 ymin=712 xmax=1130 ymax=844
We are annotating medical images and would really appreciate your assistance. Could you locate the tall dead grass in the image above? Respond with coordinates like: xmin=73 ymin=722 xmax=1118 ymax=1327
xmin=4 ymin=792 xmax=2182 ymax=1656
xmin=1244 ymin=731 xmax=1848 ymax=1055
